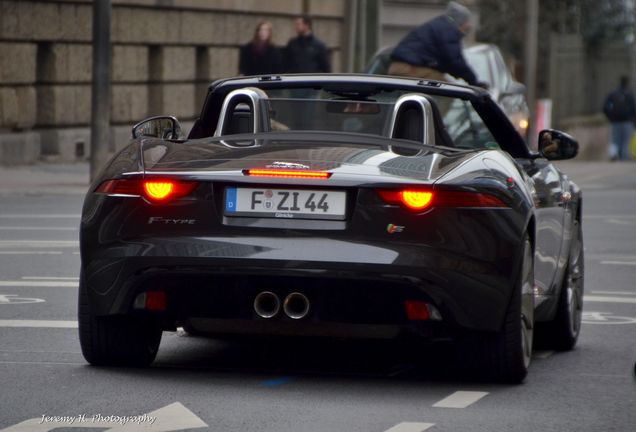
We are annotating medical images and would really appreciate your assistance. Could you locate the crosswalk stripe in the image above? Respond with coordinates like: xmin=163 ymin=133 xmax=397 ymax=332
xmin=383 ymin=422 xmax=435 ymax=432
xmin=432 ymin=391 xmax=489 ymax=408
xmin=0 ymin=320 xmax=78 ymax=328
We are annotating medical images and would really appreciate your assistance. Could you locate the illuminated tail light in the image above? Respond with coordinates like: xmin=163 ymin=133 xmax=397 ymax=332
xmin=244 ymin=169 xmax=331 ymax=179
xmin=144 ymin=181 xmax=173 ymax=200
xmin=377 ymin=189 xmax=434 ymax=211
xmin=376 ymin=189 xmax=507 ymax=210
xmin=95 ymin=178 xmax=197 ymax=202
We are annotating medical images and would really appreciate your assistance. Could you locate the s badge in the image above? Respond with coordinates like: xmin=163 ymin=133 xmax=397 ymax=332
xmin=386 ymin=223 xmax=404 ymax=234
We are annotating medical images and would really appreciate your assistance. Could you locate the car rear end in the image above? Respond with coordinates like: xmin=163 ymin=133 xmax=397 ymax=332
xmin=80 ymin=137 xmax=529 ymax=345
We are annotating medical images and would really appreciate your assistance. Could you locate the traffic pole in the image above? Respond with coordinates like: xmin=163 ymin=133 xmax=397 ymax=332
xmin=524 ymin=0 xmax=539 ymax=147
xmin=90 ymin=0 xmax=112 ymax=181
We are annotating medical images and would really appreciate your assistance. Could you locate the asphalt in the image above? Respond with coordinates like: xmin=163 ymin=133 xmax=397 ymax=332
xmin=0 ymin=160 xmax=634 ymax=432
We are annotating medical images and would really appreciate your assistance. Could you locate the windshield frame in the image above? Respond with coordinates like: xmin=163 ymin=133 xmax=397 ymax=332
xmin=192 ymin=74 xmax=530 ymax=159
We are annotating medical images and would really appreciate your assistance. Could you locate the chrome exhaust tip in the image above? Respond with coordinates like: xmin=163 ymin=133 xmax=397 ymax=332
xmin=283 ymin=292 xmax=310 ymax=320
xmin=253 ymin=291 xmax=280 ymax=318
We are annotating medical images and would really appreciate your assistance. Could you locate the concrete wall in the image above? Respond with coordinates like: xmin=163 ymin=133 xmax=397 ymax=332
xmin=0 ymin=0 xmax=346 ymax=164
xmin=548 ymin=32 xmax=636 ymax=142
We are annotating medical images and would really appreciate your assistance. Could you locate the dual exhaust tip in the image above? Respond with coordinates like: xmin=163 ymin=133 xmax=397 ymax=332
xmin=254 ymin=291 xmax=310 ymax=320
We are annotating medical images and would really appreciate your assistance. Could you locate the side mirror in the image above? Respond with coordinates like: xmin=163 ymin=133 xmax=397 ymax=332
xmin=538 ymin=129 xmax=578 ymax=160
xmin=501 ymin=81 xmax=526 ymax=98
xmin=132 ymin=116 xmax=182 ymax=139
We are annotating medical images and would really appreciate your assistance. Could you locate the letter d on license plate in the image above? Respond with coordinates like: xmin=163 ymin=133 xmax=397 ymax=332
xmin=225 ymin=187 xmax=346 ymax=220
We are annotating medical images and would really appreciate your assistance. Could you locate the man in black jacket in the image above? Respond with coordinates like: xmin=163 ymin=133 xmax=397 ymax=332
xmin=285 ymin=15 xmax=331 ymax=73
xmin=603 ymin=76 xmax=636 ymax=160
xmin=388 ymin=1 xmax=486 ymax=88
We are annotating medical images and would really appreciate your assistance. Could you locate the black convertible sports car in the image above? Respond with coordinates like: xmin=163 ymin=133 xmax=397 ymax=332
xmin=79 ymin=74 xmax=583 ymax=383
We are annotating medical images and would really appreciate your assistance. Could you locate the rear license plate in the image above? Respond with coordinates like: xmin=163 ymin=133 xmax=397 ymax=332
xmin=225 ymin=187 xmax=346 ymax=220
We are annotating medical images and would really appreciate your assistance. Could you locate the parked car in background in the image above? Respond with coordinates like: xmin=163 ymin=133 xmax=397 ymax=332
xmin=365 ymin=43 xmax=529 ymax=136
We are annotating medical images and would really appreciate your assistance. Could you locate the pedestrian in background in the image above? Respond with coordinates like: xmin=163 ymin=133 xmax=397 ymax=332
xmin=284 ymin=15 xmax=331 ymax=73
xmin=388 ymin=1 xmax=487 ymax=88
xmin=603 ymin=76 xmax=636 ymax=161
xmin=239 ymin=21 xmax=283 ymax=76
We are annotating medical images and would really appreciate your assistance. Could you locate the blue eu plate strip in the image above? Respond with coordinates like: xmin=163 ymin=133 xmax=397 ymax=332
xmin=225 ymin=187 xmax=237 ymax=213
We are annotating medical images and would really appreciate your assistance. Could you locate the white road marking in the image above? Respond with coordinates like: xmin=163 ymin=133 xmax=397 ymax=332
xmin=0 ymin=251 xmax=63 ymax=255
xmin=607 ymin=219 xmax=636 ymax=226
xmin=585 ymin=215 xmax=636 ymax=219
xmin=0 ymin=240 xmax=78 ymax=248
xmin=432 ymin=391 xmax=489 ymax=408
xmin=0 ymin=320 xmax=77 ymax=328
xmin=584 ymin=295 xmax=636 ymax=304
xmin=582 ymin=312 xmax=636 ymax=325
xmin=0 ymin=402 xmax=207 ymax=432
xmin=383 ymin=422 xmax=435 ymax=432
xmin=0 ymin=281 xmax=78 ymax=287
xmin=0 ymin=361 xmax=84 ymax=366
xmin=590 ymin=291 xmax=635 ymax=296
xmin=0 ymin=214 xmax=80 ymax=218
xmin=600 ymin=261 xmax=636 ymax=266
xmin=533 ymin=350 xmax=554 ymax=359
xmin=0 ymin=294 xmax=45 ymax=304
xmin=0 ymin=226 xmax=77 ymax=231
xmin=22 ymin=276 xmax=79 ymax=280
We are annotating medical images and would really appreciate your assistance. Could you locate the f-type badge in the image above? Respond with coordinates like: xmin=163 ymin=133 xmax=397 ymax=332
xmin=386 ymin=223 xmax=405 ymax=234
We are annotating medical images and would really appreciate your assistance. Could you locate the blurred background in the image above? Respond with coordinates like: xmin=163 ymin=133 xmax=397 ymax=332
xmin=1 ymin=0 xmax=635 ymax=166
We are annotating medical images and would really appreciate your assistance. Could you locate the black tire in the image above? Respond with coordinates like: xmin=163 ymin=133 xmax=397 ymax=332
xmin=457 ymin=235 xmax=534 ymax=383
xmin=78 ymin=272 xmax=162 ymax=367
xmin=539 ymin=219 xmax=584 ymax=350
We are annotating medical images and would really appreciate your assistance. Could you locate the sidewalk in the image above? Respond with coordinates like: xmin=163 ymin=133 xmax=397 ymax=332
xmin=0 ymin=162 xmax=89 ymax=195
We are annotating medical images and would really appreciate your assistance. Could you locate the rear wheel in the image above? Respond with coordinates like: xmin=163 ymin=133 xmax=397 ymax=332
xmin=457 ymin=235 xmax=534 ymax=383
xmin=78 ymin=273 xmax=162 ymax=366
xmin=539 ymin=219 xmax=584 ymax=350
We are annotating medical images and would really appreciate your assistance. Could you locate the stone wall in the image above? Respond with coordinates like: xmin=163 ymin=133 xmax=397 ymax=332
xmin=0 ymin=0 xmax=346 ymax=164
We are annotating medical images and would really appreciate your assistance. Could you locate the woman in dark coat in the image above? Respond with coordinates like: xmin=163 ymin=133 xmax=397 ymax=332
xmin=239 ymin=21 xmax=283 ymax=76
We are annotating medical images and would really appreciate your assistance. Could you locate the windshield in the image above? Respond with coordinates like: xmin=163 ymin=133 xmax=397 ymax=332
xmin=265 ymin=99 xmax=394 ymax=135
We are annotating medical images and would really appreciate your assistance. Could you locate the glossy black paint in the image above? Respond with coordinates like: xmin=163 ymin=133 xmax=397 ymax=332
xmin=80 ymin=75 xmax=581 ymax=341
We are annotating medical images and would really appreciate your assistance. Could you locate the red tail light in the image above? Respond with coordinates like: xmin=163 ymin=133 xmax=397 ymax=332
xmin=244 ymin=169 xmax=331 ymax=179
xmin=377 ymin=190 xmax=434 ymax=211
xmin=376 ymin=188 xmax=507 ymax=210
xmin=95 ymin=179 xmax=197 ymax=202
xmin=404 ymin=300 xmax=430 ymax=321
xmin=143 ymin=180 xmax=197 ymax=201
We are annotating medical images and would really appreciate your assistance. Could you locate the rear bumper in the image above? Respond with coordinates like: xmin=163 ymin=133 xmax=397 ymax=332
xmin=81 ymin=234 xmax=521 ymax=334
